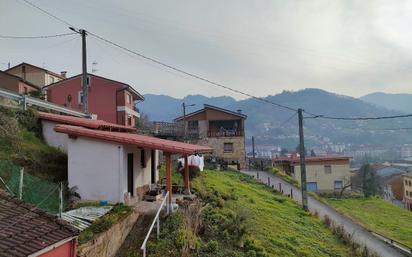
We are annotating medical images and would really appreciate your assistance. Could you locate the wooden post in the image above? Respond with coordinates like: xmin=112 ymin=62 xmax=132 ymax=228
xmin=18 ymin=168 xmax=24 ymax=200
xmin=184 ymin=155 xmax=190 ymax=194
xmin=165 ymin=152 xmax=172 ymax=206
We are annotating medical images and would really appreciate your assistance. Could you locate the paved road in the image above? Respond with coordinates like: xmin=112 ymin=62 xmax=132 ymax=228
xmin=241 ymin=170 xmax=406 ymax=257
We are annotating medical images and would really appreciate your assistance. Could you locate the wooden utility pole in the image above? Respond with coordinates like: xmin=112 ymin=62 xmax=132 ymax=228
xmin=298 ymin=108 xmax=308 ymax=211
xmin=81 ymin=29 xmax=88 ymax=114
xmin=182 ymin=102 xmax=186 ymax=140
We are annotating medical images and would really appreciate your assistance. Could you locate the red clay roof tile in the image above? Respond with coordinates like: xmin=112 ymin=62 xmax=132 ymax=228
xmin=0 ymin=190 xmax=78 ymax=257
xmin=54 ymin=124 xmax=213 ymax=155
xmin=38 ymin=111 xmax=136 ymax=132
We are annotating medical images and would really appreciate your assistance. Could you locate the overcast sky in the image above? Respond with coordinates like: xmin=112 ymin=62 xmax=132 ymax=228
xmin=1 ymin=0 xmax=412 ymax=99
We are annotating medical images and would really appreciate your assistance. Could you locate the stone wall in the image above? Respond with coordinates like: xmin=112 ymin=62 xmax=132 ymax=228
xmin=199 ymin=136 xmax=246 ymax=169
xmin=78 ymin=210 xmax=140 ymax=257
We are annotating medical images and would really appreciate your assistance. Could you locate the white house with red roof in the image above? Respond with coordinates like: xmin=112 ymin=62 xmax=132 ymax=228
xmin=39 ymin=112 xmax=212 ymax=205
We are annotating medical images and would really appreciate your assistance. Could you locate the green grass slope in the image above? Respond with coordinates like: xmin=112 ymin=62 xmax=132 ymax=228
xmin=192 ymin=171 xmax=352 ymax=257
xmin=324 ymin=197 xmax=412 ymax=248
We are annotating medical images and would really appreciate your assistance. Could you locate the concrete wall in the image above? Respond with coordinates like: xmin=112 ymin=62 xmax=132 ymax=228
xmin=293 ymin=164 xmax=351 ymax=192
xmin=67 ymin=137 xmax=158 ymax=203
xmin=78 ymin=210 xmax=139 ymax=257
xmin=68 ymin=137 xmax=123 ymax=203
xmin=41 ymin=120 xmax=68 ymax=153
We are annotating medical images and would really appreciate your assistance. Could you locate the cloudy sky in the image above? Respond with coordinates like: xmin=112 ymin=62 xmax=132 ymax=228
xmin=1 ymin=0 xmax=412 ymax=99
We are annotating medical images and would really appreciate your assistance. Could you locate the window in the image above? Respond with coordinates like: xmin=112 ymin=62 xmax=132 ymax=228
xmin=334 ymin=180 xmax=343 ymax=190
xmin=127 ymin=116 xmax=132 ymax=126
xmin=324 ymin=165 xmax=332 ymax=174
xmin=50 ymin=76 xmax=55 ymax=84
xmin=78 ymin=91 xmax=84 ymax=104
xmin=223 ymin=142 xmax=234 ymax=153
xmin=127 ymin=93 xmax=132 ymax=104
xmin=23 ymin=87 xmax=28 ymax=94
xmin=407 ymin=191 xmax=409 ymax=197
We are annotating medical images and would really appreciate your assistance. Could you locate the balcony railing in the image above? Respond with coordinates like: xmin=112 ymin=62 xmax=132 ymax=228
xmin=208 ymin=130 xmax=243 ymax=137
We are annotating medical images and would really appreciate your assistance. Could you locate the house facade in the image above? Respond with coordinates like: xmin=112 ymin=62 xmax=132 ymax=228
xmin=45 ymin=74 xmax=144 ymax=127
xmin=403 ymin=174 xmax=412 ymax=211
xmin=0 ymin=70 xmax=39 ymax=94
xmin=0 ymin=189 xmax=79 ymax=257
xmin=5 ymin=62 xmax=65 ymax=89
xmin=55 ymin=124 xmax=212 ymax=205
xmin=273 ymin=156 xmax=351 ymax=192
xmin=175 ymin=104 xmax=247 ymax=169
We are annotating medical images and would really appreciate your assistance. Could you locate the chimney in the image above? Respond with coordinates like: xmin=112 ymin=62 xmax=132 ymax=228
xmin=237 ymin=109 xmax=242 ymax=114
xmin=60 ymin=71 xmax=67 ymax=78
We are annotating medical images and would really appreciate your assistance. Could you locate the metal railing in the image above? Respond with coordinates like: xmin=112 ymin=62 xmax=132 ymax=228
xmin=140 ymin=191 xmax=170 ymax=257
xmin=0 ymin=88 xmax=87 ymax=117
xmin=207 ymin=130 xmax=243 ymax=137
xmin=370 ymin=231 xmax=412 ymax=256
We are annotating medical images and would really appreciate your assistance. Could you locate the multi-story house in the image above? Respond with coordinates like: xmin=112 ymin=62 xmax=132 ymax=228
xmin=273 ymin=155 xmax=352 ymax=192
xmin=403 ymin=173 xmax=412 ymax=211
xmin=174 ymin=104 xmax=247 ymax=169
xmin=5 ymin=62 xmax=65 ymax=89
xmin=0 ymin=70 xmax=39 ymax=94
xmin=44 ymin=73 xmax=144 ymax=128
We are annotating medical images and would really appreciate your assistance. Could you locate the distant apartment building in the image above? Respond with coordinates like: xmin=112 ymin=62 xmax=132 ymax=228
xmin=0 ymin=70 xmax=39 ymax=94
xmin=45 ymin=74 xmax=144 ymax=127
xmin=175 ymin=104 xmax=247 ymax=169
xmin=273 ymin=155 xmax=351 ymax=192
xmin=5 ymin=62 xmax=65 ymax=89
xmin=403 ymin=173 xmax=412 ymax=211
xmin=401 ymin=144 xmax=412 ymax=158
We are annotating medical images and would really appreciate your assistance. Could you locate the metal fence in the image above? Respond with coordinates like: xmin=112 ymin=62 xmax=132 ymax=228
xmin=0 ymin=160 xmax=67 ymax=214
xmin=0 ymin=87 xmax=87 ymax=117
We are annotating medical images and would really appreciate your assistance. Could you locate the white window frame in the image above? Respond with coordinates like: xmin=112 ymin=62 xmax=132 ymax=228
xmin=78 ymin=91 xmax=84 ymax=104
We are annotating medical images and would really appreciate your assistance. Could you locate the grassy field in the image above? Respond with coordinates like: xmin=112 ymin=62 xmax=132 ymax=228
xmin=324 ymin=197 xmax=412 ymax=248
xmin=191 ymin=170 xmax=352 ymax=257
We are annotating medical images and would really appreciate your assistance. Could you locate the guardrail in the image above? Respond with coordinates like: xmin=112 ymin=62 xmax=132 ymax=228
xmin=370 ymin=231 xmax=412 ymax=256
xmin=0 ymin=88 xmax=87 ymax=117
xmin=140 ymin=191 xmax=170 ymax=257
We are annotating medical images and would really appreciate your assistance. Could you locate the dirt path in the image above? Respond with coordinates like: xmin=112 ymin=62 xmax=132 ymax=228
xmin=115 ymin=212 xmax=156 ymax=257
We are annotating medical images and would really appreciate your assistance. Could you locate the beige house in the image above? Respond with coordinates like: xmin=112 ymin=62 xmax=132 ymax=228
xmin=175 ymin=104 xmax=247 ymax=169
xmin=5 ymin=62 xmax=65 ymax=89
xmin=403 ymin=173 xmax=412 ymax=211
xmin=0 ymin=70 xmax=39 ymax=94
xmin=273 ymin=156 xmax=351 ymax=192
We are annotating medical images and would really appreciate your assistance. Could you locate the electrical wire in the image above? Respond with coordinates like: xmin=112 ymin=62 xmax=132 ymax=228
xmin=14 ymin=0 xmax=412 ymax=121
xmin=0 ymin=32 xmax=76 ymax=39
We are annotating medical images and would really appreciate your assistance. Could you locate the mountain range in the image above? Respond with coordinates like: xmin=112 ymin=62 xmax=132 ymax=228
xmin=360 ymin=92 xmax=412 ymax=113
xmin=139 ymin=89 xmax=412 ymax=148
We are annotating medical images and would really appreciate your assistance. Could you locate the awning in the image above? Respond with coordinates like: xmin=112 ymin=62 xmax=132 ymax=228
xmin=54 ymin=125 xmax=213 ymax=155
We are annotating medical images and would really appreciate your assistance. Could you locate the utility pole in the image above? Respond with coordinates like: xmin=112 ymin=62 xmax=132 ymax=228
xmin=182 ymin=102 xmax=195 ymax=141
xmin=252 ymin=136 xmax=256 ymax=168
xmin=81 ymin=29 xmax=88 ymax=114
xmin=298 ymin=108 xmax=309 ymax=211
xmin=70 ymin=27 xmax=88 ymax=115
xmin=182 ymin=102 xmax=187 ymax=140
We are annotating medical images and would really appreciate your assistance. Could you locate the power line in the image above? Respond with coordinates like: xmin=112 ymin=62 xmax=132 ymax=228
xmin=0 ymin=32 xmax=76 ymax=39
xmin=18 ymin=0 xmax=75 ymax=28
xmin=304 ymin=112 xmax=412 ymax=121
xmin=14 ymin=0 xmax=412 ymax=121
xmin=88 ymin=31 xmax=298 ymax=112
